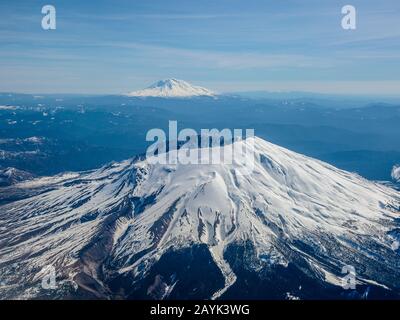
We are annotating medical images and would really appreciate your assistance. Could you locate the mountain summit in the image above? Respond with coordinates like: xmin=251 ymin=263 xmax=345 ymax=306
xmin=0 ymin=137 xmax=399 ymax=299
xmin=126 ymin=78 xmax=215 ymax=98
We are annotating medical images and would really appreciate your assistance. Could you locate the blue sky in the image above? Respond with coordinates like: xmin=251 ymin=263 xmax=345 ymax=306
xmin=0 ymin=0 xmax=399 ymax=94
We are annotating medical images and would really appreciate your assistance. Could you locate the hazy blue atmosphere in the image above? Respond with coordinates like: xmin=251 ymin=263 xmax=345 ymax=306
xmin=1 ymin=0 xmax=400 ymax=94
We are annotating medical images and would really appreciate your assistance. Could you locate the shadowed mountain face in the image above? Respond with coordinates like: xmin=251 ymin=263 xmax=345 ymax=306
xmin=0 ymin=137 xmax=399 ymax=300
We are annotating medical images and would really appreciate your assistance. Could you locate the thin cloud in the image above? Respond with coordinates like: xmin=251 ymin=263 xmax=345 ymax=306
xmin=100 ymin=41 xmax=333 ymax=69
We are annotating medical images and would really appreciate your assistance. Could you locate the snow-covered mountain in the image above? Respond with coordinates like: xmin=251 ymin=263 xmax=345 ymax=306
xmin=0 ymin=137 xmax=399 ymax=299
xmin=0 ymin=167 xmax=34 ymax=187
xmin=126 ymin=79 xmax=215 ymax=98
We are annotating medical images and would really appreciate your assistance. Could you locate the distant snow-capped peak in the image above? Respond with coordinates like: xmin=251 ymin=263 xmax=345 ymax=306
xmin=126 ymin=78 xmax=215 ymax=98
